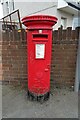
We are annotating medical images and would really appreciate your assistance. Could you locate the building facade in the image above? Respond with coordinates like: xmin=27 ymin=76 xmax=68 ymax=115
xmin=0 ymin=0 xmax=80 ymax=29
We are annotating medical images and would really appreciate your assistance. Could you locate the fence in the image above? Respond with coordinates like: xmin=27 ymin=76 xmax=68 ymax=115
xmin=1 ymin=26 xmax=80 ymax=88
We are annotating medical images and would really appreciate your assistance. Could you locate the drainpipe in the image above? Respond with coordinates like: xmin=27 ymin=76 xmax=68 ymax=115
xmin=75 ymin=27 xmax=80 ymax=92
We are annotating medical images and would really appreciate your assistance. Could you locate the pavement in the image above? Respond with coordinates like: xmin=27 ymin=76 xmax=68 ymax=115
xmin=1 ymin=84 xmax=78 ymax=118
xmin=0 ymin=83 xmax=2 ymax=120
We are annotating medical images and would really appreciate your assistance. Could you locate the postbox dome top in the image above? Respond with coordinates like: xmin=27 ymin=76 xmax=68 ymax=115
xmin=22 ymin=15 xmax=58 ymax=29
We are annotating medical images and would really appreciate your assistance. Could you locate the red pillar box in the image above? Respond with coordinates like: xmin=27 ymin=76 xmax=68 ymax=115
xmin=22 ymin=15 xmax=58 ymax=101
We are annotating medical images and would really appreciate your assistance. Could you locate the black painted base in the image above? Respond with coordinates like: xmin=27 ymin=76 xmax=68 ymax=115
xmin=27 ymin=90 xmax=50 ymax=102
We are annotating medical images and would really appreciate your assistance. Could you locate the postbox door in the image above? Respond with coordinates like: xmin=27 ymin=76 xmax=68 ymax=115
xmin=28 ymin=30 xmax=52 ymax=94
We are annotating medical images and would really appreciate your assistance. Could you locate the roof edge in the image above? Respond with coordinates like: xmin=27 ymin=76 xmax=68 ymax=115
xmin=67 ymin=2 xmax=80 ymax=10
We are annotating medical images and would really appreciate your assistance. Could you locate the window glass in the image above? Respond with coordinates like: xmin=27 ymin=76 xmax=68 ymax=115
xmin=61 ymin=17 xmax=67 ymax=29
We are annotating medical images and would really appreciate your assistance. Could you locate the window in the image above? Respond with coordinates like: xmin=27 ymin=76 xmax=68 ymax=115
xmin=12 ymin=0 xmax=14 ymax=10
xmin=61 ymin=17 xmax=67 ymax=29
xmin=1 ymin=2 xmax=3 ymax=11
xmin=6 ymin=1 xmax=9 ymax=14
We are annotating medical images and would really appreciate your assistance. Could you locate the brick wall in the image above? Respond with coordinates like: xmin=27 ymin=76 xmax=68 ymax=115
xmin=2 ymin=30 xmax=27 ymax=86
xmin=1 ymin=27 xmax=80 ymax=88
xmin=0 ymin=42 xmax=2 ymax=81
xmin=0 ymin=22 xmax=2 ymax=81
xmin=51 ymin=27 xmax=79 ymax=87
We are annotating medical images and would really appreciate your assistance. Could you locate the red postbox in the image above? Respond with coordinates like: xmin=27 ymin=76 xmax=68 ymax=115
xmin=22 ymin=15 xmax=58 ymax=100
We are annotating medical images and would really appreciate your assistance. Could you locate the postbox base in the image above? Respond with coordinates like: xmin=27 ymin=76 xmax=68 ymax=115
xmin=27 ymin=90 xmax=50 ymax=101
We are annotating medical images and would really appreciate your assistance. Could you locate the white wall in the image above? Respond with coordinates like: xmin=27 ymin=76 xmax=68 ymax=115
xmin=56 ymin=10 xmax=73 ymax=29
xmin=14 ymin=2 xmax=74 ymax=30
xmin=57 ymin=0 xmax=68 ymax=9
xmin=14 ymin=2 xmax=57 ymax=18
xmin=0 ymin=3 xmax=3 ymax=19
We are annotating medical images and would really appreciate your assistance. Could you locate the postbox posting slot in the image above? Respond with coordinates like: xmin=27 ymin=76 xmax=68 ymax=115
xmin=33 ymin=33 xmax=48 ymax=41
xmin=35 ymin=44 xmax=45 ymax=59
